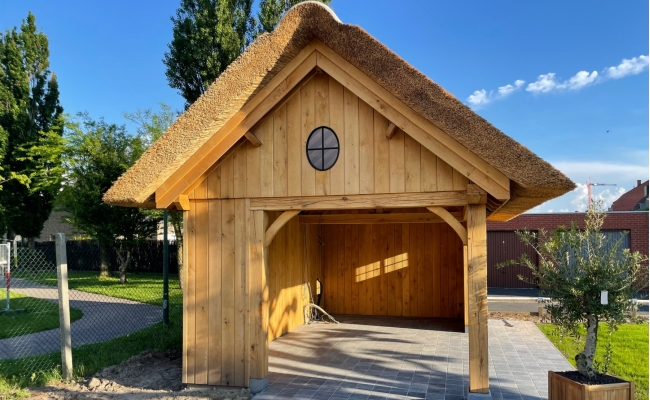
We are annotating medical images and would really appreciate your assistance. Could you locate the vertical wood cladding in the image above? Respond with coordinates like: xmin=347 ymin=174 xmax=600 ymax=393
xmin=321 ymin=222 xmax=464 ymax=319
xmin=192 ymin=72 xmax=467 ymax=201
xmin=184 ymin=201 xmax=322 ymax=386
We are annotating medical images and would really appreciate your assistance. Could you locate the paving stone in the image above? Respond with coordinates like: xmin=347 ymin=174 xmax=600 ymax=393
xmin=259 ymin=317 xmax=573 ymax=400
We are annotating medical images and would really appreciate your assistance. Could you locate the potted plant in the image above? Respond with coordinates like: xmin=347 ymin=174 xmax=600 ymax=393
xmin=501 ymin=204 xmax=647 ymax=400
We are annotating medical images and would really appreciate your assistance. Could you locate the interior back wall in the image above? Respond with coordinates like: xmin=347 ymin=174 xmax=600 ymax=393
xmin=320 ymin=222 xmax=464 ymax=319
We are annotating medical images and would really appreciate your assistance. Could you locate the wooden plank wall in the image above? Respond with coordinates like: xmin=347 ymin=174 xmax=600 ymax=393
xmin=184 ymin=194 xmax=248 ymax=387
xmin=321 ymin=221 xmax=464 ymax=319
xmin=266 ymin=212 xmax=322 ymax=342
xmin=192 ymin=72 xmax=468 ymax=201
xmin=184 ymin=199 xmax=322 ymax=386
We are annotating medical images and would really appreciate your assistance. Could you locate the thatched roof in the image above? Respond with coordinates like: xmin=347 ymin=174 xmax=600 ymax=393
xmin=104 ymin=1 xmax=574 ymax=220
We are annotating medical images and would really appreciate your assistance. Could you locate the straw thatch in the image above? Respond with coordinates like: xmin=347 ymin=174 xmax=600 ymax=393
xmin=103 ymin=1 xmax=574 ymax=220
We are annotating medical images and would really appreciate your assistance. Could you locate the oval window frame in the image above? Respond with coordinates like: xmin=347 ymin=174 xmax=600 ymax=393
xmin=305 ymin=126 xmax=340 ymax=171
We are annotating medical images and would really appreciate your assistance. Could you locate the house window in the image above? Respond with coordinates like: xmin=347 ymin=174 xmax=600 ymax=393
xmin=306 ymin=126 xmax=339 ymax=171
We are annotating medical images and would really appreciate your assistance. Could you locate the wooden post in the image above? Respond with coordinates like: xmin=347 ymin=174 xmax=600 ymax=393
xmin=249 ymin=210 xmax=269 ymax=393
xmin=55 ymin=233 xmax=73 ymax=380
xmin=467 ymin=193 xmax=489 ymax=394
xmin=463 ymin=244 xmax=469 ymax=331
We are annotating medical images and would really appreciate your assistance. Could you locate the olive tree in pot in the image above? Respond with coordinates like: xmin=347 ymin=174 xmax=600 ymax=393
xmin=501 ymin=204 xmax=647 ymax=399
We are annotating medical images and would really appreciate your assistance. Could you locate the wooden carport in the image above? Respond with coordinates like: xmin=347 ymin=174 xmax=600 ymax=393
xmin=104 ymin=3 xmax=575 ymax=398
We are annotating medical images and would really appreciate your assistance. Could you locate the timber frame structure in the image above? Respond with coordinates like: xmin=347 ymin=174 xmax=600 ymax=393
xmin=105 ymin=3 xmax=574 ymax=397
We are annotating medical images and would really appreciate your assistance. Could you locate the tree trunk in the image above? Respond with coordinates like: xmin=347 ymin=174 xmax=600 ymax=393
xmin=28 ymin=237 xmax=35 ymax=249
xmin=98 ymin=241 xmax=111 ymax=277
xmin=117 ymin=249 xmax=131 ymax=284
xmin=576 ymin=314 xmax=598 ymax=379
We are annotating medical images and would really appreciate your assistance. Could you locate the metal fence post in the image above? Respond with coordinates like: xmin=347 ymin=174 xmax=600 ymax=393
xmin=55 ymin=233 xmax=73 ymax=380
xmin=163 ymin=210 xmax=169 ymax=325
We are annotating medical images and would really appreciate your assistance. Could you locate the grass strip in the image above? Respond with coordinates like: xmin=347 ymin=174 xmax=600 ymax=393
xmin=15 ymin=271 xmax=182 ymax=306
xmin=0 ymin=292 xmax=83 ymax=339
xmin=538 ymin=323 xmax=648 ymax=400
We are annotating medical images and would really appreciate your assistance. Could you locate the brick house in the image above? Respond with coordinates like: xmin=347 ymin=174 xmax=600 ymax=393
xmin=611 ymin=179 xmax=649 ymax=211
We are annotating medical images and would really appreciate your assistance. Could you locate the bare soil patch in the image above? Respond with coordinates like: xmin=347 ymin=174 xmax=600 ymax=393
xmin=489 ymin=311 xmax=544 ymax=323
xmin=27 ymin=350 xmax=253 ymax=400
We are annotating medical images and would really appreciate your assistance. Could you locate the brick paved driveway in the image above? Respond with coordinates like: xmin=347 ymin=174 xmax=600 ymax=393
xmin=257 ymin=316 xmax=572 ymax=400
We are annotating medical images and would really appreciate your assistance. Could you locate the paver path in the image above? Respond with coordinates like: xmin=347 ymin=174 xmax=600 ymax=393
xmin=0 ymin=279 xmax=162 ymax=359
xmin=258 ymin=316 xmax=572 ymax=400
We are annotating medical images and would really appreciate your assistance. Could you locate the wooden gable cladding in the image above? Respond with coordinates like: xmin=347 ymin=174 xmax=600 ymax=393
xmin=320 ymin=217 xmax=465 ymax=319
xmin=190 ymin=72 xmax=470 ymax=201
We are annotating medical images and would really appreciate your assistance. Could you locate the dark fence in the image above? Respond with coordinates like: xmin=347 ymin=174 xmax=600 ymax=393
xmin=22 ymin=240 xmax=179 ymax=274
xmin=487 ymin=229 xmax=632 ymax=289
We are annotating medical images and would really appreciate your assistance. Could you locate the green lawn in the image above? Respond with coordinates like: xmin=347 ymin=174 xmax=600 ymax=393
xmin=0 ymin=271 xmax=182 ymax=399
xmin=0 ymin=292 xmax=83 ymax=339
xmin=17 ymin=270 xmax=182 ymax=306
xmin=538 ymin=323 xmax=649 ymax=400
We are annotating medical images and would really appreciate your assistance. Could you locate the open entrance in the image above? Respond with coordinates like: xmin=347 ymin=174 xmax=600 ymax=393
xmin=265 ymin=207 xmax=467 ymax=346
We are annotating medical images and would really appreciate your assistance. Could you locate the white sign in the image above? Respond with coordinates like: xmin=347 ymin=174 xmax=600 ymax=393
xmin=601 ymin=290 xmax=608 ymax=305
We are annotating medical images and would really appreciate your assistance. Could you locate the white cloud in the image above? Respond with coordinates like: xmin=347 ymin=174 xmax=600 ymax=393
xmin=467 ymin=89 xmax=491 ymax=106
xmin=467 ymin=79 xmax=525 ymax=108
xmin=526 ymin=70 xmax=599 ymax=93
xmin=526 ymin=73 xmax=557 ymax=93
xmin=470 ymin=54 xmax=647 ymax=105
xmin=498 ymin=79 xmax=525 ymax=97
xmin=551 ymin=161 xmax=648 ymax=181
xmin=557 ymin=70 xmax=599 ymax=90
xmin=567 ymin=183 xmax=627 ymax=212
xmin=526 ymin=159 xmax=648 ymax=213
xmin=605 ymin=55 xmax=649 ymax=79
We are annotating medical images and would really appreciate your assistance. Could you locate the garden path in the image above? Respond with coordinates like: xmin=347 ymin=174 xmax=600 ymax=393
xmin=0 ymin=279 xmax=161 ymax=359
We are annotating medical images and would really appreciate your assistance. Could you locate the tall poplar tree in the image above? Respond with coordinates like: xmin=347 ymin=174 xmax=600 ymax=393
xmin=0 ymin=12 xmax=64 ymax=243
xmin=164 ymin=0 xmax=331 ymax=107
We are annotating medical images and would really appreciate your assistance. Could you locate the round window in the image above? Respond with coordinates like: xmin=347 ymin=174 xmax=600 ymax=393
xmin=306 ymin=126 xmax=340 ymax=171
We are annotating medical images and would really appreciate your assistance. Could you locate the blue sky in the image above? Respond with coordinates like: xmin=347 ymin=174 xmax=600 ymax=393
xmin=2 ymin=1 xmax=648 ymax=212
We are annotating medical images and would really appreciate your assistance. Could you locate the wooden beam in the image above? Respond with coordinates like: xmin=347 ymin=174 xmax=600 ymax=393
xmin=154 ymin=46 xmax=318 ymax=209
xmin=467 ymin=184 xmax=488 ymax=205
xmin=299 ymin=212 xmax=462 ymax=225
xmin=385 ymin=122 xmax=398 ymax=139
xmin=249 ymin=210 xmax=269 ymax=380
xmin=426 ymin=206 xmax=467 ymax=245
xmin=313 ymin=43 xmax=510 ymax=201
xmin=250 ymin=191 xmax=468 ymax=211
xmin=173 ymin=195 xmax=190 ymax=211
xmin=244 ymin=131 xmax=262 ymax=147
xmin=263 ymin=210 xmax=300 ymax=247
xmin=463 ymin=244 xmax=469 ymax=330
xmin=467 ymin=203 xmax=489 ymax=394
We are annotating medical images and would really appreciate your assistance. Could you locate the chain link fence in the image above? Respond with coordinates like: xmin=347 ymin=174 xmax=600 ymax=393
xmin=0 ymin=238 xmax=182 ymax=381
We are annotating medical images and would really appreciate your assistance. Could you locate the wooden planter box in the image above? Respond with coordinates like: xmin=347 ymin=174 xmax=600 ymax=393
xmin=548 ymin=371 xmax=635 ymax=400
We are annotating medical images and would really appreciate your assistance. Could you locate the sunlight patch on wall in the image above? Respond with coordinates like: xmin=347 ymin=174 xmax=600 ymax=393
xmin=355 ymin=252 xmax=409 ymax=282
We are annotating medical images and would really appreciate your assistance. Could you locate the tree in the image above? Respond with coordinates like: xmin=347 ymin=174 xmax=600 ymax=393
xmin=501 ymin=204 xmax=648 ymax=379
xmin=0 ymin=12 xmax=64 ymax=244
xmin=164 ymin=0 xmax=330 ymax=107
xmin=164 ymin=0 xmax=255 ymax=107
xmin=124 ymin=103 xmax=185 ymax=285
xmin=59 ymin=114 xmax=157 ymax=282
